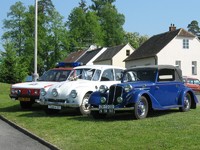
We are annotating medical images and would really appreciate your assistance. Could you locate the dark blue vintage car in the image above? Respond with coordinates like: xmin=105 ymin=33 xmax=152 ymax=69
xmin=89 ymin=65 xmax=198 ymax=119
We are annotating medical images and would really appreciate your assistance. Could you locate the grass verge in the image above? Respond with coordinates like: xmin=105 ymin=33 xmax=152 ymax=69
xmin=0 ymin=83 xmax=200 ymax=150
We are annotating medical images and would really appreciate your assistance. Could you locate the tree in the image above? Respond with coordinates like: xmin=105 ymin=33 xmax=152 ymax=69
xmin=67 ymin=1 xmax=103 ymax=50
xmin=90 ymin=0 xmax=125 ymax=46
xmin=124 ymin=32 xmax=149 ymax=49
xmin=2 ymin=1 xmax=26 ymax=56
xmin=0 ymin=42 xmax=27 ymax=83
xmin=187 ymin=20 xmax=200 ymax=39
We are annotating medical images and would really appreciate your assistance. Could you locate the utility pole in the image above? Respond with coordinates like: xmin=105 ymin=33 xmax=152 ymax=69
xmin=33 ymin=0 xmax=39 ymax=81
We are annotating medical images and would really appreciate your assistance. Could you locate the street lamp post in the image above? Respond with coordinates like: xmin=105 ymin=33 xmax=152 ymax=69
xmin=33 ymin=0 xmax=39 ymax=81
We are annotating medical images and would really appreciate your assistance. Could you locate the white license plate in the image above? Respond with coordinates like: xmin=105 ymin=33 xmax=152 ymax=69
xmin=48 ymin=105 xmax=61 ymax=110
xmin=99 ymin=105 xmax=114 ymax=109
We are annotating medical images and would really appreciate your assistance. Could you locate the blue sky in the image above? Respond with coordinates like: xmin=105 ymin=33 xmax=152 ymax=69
xmin=1 ymin=0 xmax=200 ymax=50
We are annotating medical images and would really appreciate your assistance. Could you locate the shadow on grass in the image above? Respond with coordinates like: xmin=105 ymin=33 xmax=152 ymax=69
xmin=69 ymin=109 xmax=181 ymax=122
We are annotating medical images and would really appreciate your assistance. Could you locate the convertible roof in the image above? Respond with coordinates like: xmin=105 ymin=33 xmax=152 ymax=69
xmin=128 ymin=65 xmax=177 ymax=70
xmin=126 ymin=65 xmax=183 ymax=80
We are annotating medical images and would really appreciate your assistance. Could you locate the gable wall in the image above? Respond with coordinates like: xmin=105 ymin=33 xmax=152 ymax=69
xmin=125 ymin=57 xmax=156 ymax=68
xmin=112 ymin=44 xmax=135 ymax=68
xmin=157 ymin=37 xmax=200 ymax=78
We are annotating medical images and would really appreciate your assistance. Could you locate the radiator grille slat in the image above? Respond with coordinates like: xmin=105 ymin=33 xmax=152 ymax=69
xmin=108 ymin=85 xmax=123 ymax=105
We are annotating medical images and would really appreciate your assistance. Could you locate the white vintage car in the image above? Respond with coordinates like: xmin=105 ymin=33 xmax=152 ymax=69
xmin=9 ymin=62 xmax=80 ymax=109
xmin=37 ymin=65 xmax=125 ymax=115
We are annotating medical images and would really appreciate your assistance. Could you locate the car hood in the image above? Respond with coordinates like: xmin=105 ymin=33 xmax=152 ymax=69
xmin=48 ymin=79 xmax=96 ymax=91
xmin=11 ymin=81 xmax=57 ymax=89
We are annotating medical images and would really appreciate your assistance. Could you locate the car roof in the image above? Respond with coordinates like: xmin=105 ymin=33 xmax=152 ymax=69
xmin=73 ymin=65 xmax=125 ymax=70
xmin=183 ymin=76 xmax=199 ymax=80
xmin=127 ymin=65 xmax=177 ymax=70
xmin=49 ymin=67 xmax=73 ymax=70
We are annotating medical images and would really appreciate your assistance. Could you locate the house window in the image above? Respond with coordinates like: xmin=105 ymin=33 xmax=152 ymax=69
xmin=126 ymin=50 xmax=130 ymax=56
xmin=183 ymin=39 xmax=189 ymax=49
xmin=175 ymin=60 xmax=181 ymax=69
xmin=192 ymin=61 xmax=197 ymax=75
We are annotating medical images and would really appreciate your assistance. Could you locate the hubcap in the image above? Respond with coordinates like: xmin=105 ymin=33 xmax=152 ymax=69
xmin=82 ymin=98 xmax=89 ymax=111
xmin=184 ymin=96 xmax=189 ymax=109
xmin=138 ymin=101 xmax=146 ymax=116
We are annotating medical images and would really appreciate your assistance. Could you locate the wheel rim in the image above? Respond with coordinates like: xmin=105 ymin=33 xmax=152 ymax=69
xmin=137 ymin=101 xmax=146 ymax=117
xmin=184 ymin=95 xmax=190 ymax=109
xmin=82 ymin=97 xmax=90 ymax=112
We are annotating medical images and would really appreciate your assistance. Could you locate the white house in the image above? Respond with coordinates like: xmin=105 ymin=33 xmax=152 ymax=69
xmin=125 ymin=24 xmax=200 ymax=79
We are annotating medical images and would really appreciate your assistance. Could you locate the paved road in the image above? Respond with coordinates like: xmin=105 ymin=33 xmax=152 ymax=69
xmin=0 ymin=118 xmax=53 ymax=150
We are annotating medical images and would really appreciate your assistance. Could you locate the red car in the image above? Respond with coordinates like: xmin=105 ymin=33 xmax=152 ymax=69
xmin=183 ymin=76 xmax=200 ymax=93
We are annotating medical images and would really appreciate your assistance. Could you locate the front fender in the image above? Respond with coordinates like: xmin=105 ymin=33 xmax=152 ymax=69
xmin=89 ymin=91 xmax=104 ymax=106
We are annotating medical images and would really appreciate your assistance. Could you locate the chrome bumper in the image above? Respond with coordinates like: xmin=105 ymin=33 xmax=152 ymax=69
xmin=36 ymin=99 xmax=79 ymax=107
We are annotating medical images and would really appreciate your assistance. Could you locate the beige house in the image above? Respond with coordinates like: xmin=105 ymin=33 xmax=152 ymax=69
xmin=64 ymin=43 xmax=135 ymax=68
xmin=93 ymin=43 xmax=135 ymax=68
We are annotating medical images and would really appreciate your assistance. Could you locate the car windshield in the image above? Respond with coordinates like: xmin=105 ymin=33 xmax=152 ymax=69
xmin=69 ymin=68 xmax=101 ymax=81
xmin=38 ymin=69 xmax=71 ymax=81
xmin=123 ymin=68 xmax=157 ymax=82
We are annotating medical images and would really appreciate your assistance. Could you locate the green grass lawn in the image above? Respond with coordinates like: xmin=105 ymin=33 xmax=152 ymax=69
xmin=0 ymin=83 xmax=200 ymax=150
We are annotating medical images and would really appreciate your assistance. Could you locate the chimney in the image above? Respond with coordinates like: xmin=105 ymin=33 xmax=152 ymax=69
xmin=169 ymin=24 xmax=176 ymax=31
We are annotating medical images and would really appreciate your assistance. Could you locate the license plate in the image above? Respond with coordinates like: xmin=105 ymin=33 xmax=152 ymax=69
xmin=99 ymin=105 xmax=114 ymax=109
xmin=48 ymin=105 xmax=61 ymax=110
xmin=19 ymin=97 xmax=30 ymax=101
xmin=99 ymin=105 xmax=115 ymax=114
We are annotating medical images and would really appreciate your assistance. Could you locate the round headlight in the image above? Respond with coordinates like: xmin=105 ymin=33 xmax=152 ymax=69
xmin=99 ymin=85 xmax=108 ymax=93
xmin=124 ymin=84 xmax=133 ymax=93
xmin=40 ymin=88 xmax=47 ymax=96
xmin=52 ymin=88 xmax=58 ymax=97
xmin=100 ymin=97 xmax=106 ymax=104
xmin=34 ymin=90 xmax=38 ymax=95
xmin=18 ymin=90 xmax=21 ymax=95
xmin=70 ymin=90 xmax=77 ymax=98
xmin=117 ymin=97 xmax=123 ymax=103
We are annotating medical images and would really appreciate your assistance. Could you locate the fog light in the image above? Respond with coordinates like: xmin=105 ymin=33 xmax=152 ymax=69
xmin=117 ymin=97 xmax=123 ymax=103
xmin=100 ymin=97 xmax=106 ymax=104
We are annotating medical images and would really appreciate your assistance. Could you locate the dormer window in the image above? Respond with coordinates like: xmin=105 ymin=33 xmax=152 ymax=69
xmin=126 ymin=50 xmax=130 ymax=56
xmin=183 ymin=39 xmax=189 ymax=49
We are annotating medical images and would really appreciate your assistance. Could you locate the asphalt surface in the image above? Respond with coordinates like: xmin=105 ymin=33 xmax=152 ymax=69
xmin=0 ymin=116 xmax=59 ymax=150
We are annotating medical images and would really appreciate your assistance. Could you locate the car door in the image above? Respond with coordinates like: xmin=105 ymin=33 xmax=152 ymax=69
xmin=153 ymin=69 xmax=181 ymax=107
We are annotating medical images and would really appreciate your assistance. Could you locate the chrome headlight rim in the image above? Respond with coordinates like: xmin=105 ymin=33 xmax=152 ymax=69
xmin=52 ymin=88 xmax=59 ymax=97
xmin=99 ymin=85 xmax=108 ymax=94
xmin=40 ymin=88 xmax=47 ymax=96
xmin=124 ymin=84 xmax=133 ymax=93
xmin=117 ymin=97 xmax=123 ymax=103
xmin=100 ymin=97 xmax=106 ymax=104
xmin=70 ymin=90 xmax=77 ymax=98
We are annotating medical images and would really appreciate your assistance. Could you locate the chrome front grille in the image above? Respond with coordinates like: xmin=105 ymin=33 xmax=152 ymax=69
xmin=108 ymin=85 xmax=123 ymax=105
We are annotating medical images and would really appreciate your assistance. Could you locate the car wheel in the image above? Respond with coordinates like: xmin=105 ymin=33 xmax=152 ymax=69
xmin=134 ymin=96 xmax=149 ymax=119
xmin=20 ymin=101 xmax=32 ymax=109
xmin=179 ymin=93 xmax=191 ymax=112
xmin=79 ymin=93 xmax=91 ymax=115
xmin=91 ymin=111 xmax=106 ymax=119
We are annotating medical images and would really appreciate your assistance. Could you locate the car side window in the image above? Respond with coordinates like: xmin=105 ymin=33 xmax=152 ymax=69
xmin=101 ymin=69 xmax=114 ymax=81
xmin=158 ymin=69 xmax=175 ymax=82
xmin=114 ymin=69 xmax=123 ymax=81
